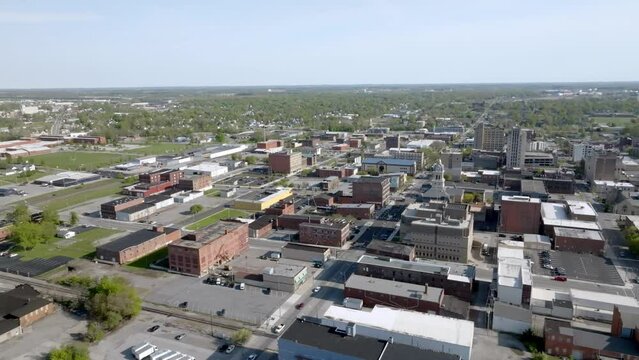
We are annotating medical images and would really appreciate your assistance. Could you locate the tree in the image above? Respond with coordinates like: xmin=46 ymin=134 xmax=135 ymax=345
xmin=190 ymin=204 xmax=204 ymax=214
xmin=42 ymin=205 xmax=60 ymax=225
xmin=84 ymin=322 xmax=105 ymax=343
xmin=244 ymin=156 xmax=257 ymax=165
xmin=215 ymin=132 xmax=226 ymax=143
xmin=443 ymin=173 xmax=452 ymax=181
xmin=69 ymin=212 xmax=79 ymax=226
xmin=231 ymin=328 xmax=252 ymax=345
xmin=11 ymin=222 xmax=46 ymax=250
xmin=48 ymin=343 xmax=90 ymax=360
xmin=86 ymin=276 xmax=142 ymax=331
xmin=8 ymin=203 xmax=30 ymax=224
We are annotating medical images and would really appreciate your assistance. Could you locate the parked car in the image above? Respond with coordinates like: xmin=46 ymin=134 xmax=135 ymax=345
xmin=178 ymin=301 xmax=188 ymax=308
xmin=273 ymin=324 xmax=285 ymax=334
xmin=542 ymin=263 xmax=554 ymax=270
xmin=248 ymin=354 xmax=257 ymax=360
xmin=219 ymin=344 xmax=229 ymax=353
xmin=175 ymin=333 xmax=185 ymax=340
xmin=239 ymin=282 xmax=246 ymax=290
xmin=554 ymin=276 xmax=567 ymax=282
xmin=148 ymin=325 xmax=160 ymax=332
xmin=225 ymin=344 xmax=236 ymax=354
xmin=313 ymin=286 xmax=321 ymax=293
xmin=296 ymin=303 xmax=305 ymax=310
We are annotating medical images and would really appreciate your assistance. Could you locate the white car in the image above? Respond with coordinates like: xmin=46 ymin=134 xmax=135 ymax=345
xmin=273 ymin=323 xmax=285 ymax=334
xmin=312 ymin=286 xmax=321 ymax=293
xmin=248 ymin=354 xmax=257 ymax=360
xmin=239 ymin=282 xmax=246 ymax=290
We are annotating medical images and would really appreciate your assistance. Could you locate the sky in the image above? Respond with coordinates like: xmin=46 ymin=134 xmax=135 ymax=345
xmin=1 ymin=0 xmax=638 ymax=89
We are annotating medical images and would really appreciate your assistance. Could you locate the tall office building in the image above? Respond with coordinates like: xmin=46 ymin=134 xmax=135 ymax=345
xmin=506 ymin=127 xmax=533 ymax=169
xmin=474 ymin=122 xmax=505 ymax=151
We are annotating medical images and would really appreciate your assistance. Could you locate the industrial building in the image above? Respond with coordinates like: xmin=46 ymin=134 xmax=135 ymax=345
xmin=100 ymin=197 xmax=144 ymax=219
xmin=33 ymin=171 xmax=101 ymax=187
xmin=299 ymin=221 xmax=351 ymax=247
xmin=344 ymin=274 xmax=444 ymax=314
xmin=261 ymin=264 xmax=308 ymax=292
xmin=205 ymin=144 xmax=247 ymax=159
xmin=269 ymin=150 xmax=303 ymax=174
xmin=183 ymin=162 xmax=228 ymax=177
xmin=365 ymin=240 xmax=415 ymax=261
xmin=0 ymin=285 xmax=56 ymax=343
xmin=320 ymin=305 xmax=475 ymax=360
xmin=355 ymin=255 xmax=475 ymax=301
xmin=168 ymin=221 xmax=248 ymax=277
xmin=96 ymin=226 xmax=181 ymax=264
xmin=233 ymin=188 xmax=293 ymax=211
xmin=500 ymin=195 xmax=541 ymax=234
xmin=177 ymin=175 xmax=212 ymax=192
xmin=281 ymin=243 xmax=330 ymax=263
xmin=278 ymin=319 xmax=459 ymax=360
xmin=400 ymin=202 xmax=474 ymax=263
xmin=361 ymin=157 xmax=416 ymax=175
xmin=333 ymin=203 xmax=375 ymax=219
xmin=256 ymin=139 xmax=284 ymax=153
xmin=248 ymin=215 xmax=276 ymax=238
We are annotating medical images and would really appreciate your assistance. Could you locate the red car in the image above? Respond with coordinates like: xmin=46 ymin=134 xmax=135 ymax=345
xmin=295 ymin=303 xmax=305 ymax=310
xmin=553 ymin=276 xmax=567 ymax=282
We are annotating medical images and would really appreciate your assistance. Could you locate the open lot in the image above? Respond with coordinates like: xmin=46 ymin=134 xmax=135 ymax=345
xmin=591 ymin=116 xmax=636 ymax=127
xmin=17 ymin=227 xmax=121 ymax=261
xmin=123 ymin=142 xmax=200 ymax=156
xmin=185 ymin=208 xmax=250 ymax=231
xmin=28 ymin=151 xmax=133 ymax=171
xmin=530 ymin=249 xmax=624 ymax=285
xmin=23 ymin=178 xmax=124 ymax=211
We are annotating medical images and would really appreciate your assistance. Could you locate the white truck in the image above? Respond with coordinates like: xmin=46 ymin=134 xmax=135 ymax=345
xmin=342 ymin=297 xmax=364 ymax=310
xmin=131 ymin=342 xmax=157 ymax=360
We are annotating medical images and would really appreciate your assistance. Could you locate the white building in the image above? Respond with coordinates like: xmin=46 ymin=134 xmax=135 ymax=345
xmin=206 ymin=144 xmax=248 ymax=159
xmin=405 ymin=139 xmax=445 ymax=150
xmin=322 ymin=305 xmax=474 ymax=360
xmin=183 ymin=162 xmax=228 ymax=177
xmin=506 ymin=127 xmax=533 ymax=169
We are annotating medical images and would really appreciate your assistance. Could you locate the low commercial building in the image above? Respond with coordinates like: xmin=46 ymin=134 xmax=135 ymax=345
xmin=299 ymin=221 xmax=351 ymax=247
xmin=100 ymin=197 xmax=144 ymax=219
xmin=523 ymin=152 xmax=555 ymax=168
xmin=173 ymin=191 xmax=203 ymax=203
xmin=321 ymin=305 xmax=474 ymax=360
xmin=541 ymin=201 xmax=601 ymax=236
xmin=96 ymin=226 xmax=181 ymax=264
xmin=0 ymin=285 xmax=56 ymax=343
xmin=500 ymin=195 xmax=541 ymax=234
xmin=319 ymin=176 xmax=340 ymax=191
xmin=256 ymin=139 xmax=283 ymax=153
xmin=365 ymin=239 xmax=415 ymax=261
xmin=276 ymin=214 xmax=325 ymax=230
xmin=261 ymin=264 xmax=308 ymax=292
xmin=234 ymin=188 xmax=293 ymax=211
xmin=205 ymin=144 xmax=247 ymax=159
xmin=281 ymin=243 xmax=330 ymax=263
xmin=183 ymin=162 xmax=228 ymax=178
xmin=279 ymin=319 xmax=458 ymax=360
xmin=520 ymin=179 xmax=548 ymax=201
xmin=344 ymin=274 xmax=444 ymax=314
xmin=248 ymin=215 xmax=276 ymax=238
xmin=352 ymin=176 xmax=391 ymax=208
xmin=378 ymin=172 xmax=407 ymax=191
xmin=178 ymin=175 xmax=212 ymax=191
xmin=361 ymin=157 xmax=416 ymax=175
xmin=333 ymin=203 xmax=375 ymax=219
xmin=553 ymin=227 xmax=605 ymax=255
xmin=168 ymin=221 xmax=249 ymax=277
xmin=356 ymin=255 xmax=475 ymax=301
xmin=264 ymin=201 xmax=294 ymax=216
xmin=317 ymin=167 xmax=346 ymax=178
xmin=115 ymin=203 xmax=157 ymax=222
xmin=492 ymin=301 xmax=532 ymax=335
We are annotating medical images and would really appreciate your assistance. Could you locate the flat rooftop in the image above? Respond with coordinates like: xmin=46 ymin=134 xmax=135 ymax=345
xmin=502 ymin=195 xmax=541 ymax=203
xmin=334 ymin=203 xmax=375 ymax=209
xmin=554 ymin=227 xmax=604 ymax=241
xmin=281 ymin=319 xmax=458 ymax=360
xmin=366 ymin=240 xmax=414 ymax=256
xmin=323 ymin=305 xmax=474 ymax=348
xmin=345 ymin=274 xmax=443 ymax=303
xmin=357 ymin=255 xmax=475 ymax=283
xmin=172 ymin=221 xmax=245 ymax=249
xmin=236 ymin=188 xmax=291 ymax=203
xmin=283 ymin=243 xmax=329 ymax=253
xmin=36 ymin=171 xmax=98 ymax=183
xmin=541 ymin=203 xmax=601 ymax=231
xmin=98 ymin=228 xmax=178 ymax=253
xmin=521 ymin=179 xmax=547 ymax=194
xmin=102 ymin=197 xmax=140 ymax=207
xmin=118 ymin=203 xmax=155 ymax=214
xmin=362 ymin=158 xmax=415 ymax=166
xmin=263 ymin=264 xmax=306 ymax=277
xmin=565 ymin=200 xmax=597 ymax=218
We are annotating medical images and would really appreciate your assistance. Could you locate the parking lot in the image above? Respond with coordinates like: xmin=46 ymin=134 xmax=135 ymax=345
xmin=0 ymin=255 xmax=72 ymax=277
xmin=376 ymin=205 xmax=406 ymax=222
xmin=354 ymin=225 xmax=396 ymax=248
xmin=218 ymin=172 xmax=275 ymax=187
xmin=530 ymin=250 xmax=624 ymax=286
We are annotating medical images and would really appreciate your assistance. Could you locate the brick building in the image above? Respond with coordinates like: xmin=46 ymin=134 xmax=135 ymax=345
xmin=352 ymin=176 xmax=390 ymax=208
xmin=317 ymin=167 xmax=345 ymax=179
xmin=348 ymin=138 xmax=361 ymax=148
xmin=256 ymin=139 xmax=284 ymax=153
xmin=344 ymin=274 xmax=444 ymax=314
xmin=139 ymin=169 xmax=183 ymax=185
xmin=96 ymin=226 xmax=181 ymax=264
xmin=313 ymin=194 xmax=334 ymax=207
xmin=269 ymin=150 xmax=303 ymax=174
xmin=100 ymin=197 xmax=144 ymax=219
xmin=0 ymin=284 xmax=56 ymax=343
xmin=178 ymin=175 xmax=212 ymax=191
xmin=355 ymin=255 xmax=475 ymax=301
xmin=553 ymin=227 xmax=605 ymax=255
xmin=248 ymin=215 xmax=276 ymax=238
xmin=276 ymin=214 xmax=325 ymax=230
xmin=299 ymin=221 xmax=350 ymax=247
xmin=500 ymin=195 xmax=541 ymax=234
xmin=365 ymin=240 xmax=415 ymax=261
xmin=168 ymin=221 xmax=249 ymax=277
xmin=264 ymin=201 xmax=295 ymax=216
xmin=334 ymin=203 xmax=375 ymax=219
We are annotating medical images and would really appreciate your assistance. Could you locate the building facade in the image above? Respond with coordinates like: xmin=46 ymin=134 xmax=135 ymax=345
xmin=96 ymin=226 xmax=181 ymax=264
xmin=474 ymin=122 xmax=505 ymax=151
xmin=299 ymin=221 xmax=350 ymax=247
xmin=506 ymin=127 xmax=532 ymax=169
xmin=352 ymin=176 xmax=391 ymax=208
xmin=269 ymin=151 xmax=303 ymax=174
xmin=500 ymin=195 xmax=541 ymax=234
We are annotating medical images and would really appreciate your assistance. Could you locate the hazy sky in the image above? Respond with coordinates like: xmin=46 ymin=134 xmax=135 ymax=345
xmin=1 ymin=0 xmax=638 ymax=88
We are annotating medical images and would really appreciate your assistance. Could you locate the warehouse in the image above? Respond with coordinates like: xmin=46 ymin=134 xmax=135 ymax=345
xmin=205 ymin=144 xmax=247 ymax=159
xmin=183 ymin=162 xmax=228 ymax=178
xmin=115 ymin=203 xmax=156 ymax=222
xmin=96 ymin=226 xmax=181 ymax=264
xmin=233 ymin=188 xmax=293 ymax=211
xmin=344 ymin=274 xmax=444 ymax=314
xmin=100 ymin=197 xmax=144 ymax=219
xmin=361 ymin=157 xmax=417 ymax=175
xmin=261 ymin=264 xmax=308 ymax=292
xmin=281 ymin=243 xmax=330 ymax=263
xmin=553 ymin=227 xmax=605 ymax=255
xmin=34 ymin=171 xmax=100 ymax=186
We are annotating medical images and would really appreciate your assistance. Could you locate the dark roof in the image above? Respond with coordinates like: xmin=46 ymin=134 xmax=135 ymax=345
xmin=0 ymin=284 xmax=51 ymax=321
xmin=283 ymin=243 xmax=329 ymax=253
xmin=545 ymin=318 xmax=639 ymax=357
xmin=118 ymin=203 xmax=155 ymax=214
xmin=97 ymin=228 xmax=178 ymax=253
xmin=0 ymin=318 xmax=20 ymax=334
xmin=101 ymin=197 xmax=139 ymax=207
xmin=281 ymin=320 xmax=458 ymax=360
xmin=249 ymin=215 xmax=276 ymax=230
xmin=366 ymin=240 xmax=414 ymax=257
xmin=144 ymin=195 xmax=173 ymax=205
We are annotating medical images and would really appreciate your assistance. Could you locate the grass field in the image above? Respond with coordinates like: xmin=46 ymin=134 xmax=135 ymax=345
xmin=127 ymin=247 xmax=168 ymax=269
xmin=0 ymin=170 xmax=52 ymax=185
xmin=18 ymin=227 xmax=121 ymax=261
xmin=28 ymin=151 xmax=133 ymax=171
xmin=591 ymin=116 xmax=636 ymax=127
xmin=124 ymin=143 xmax=199 ymax=156
xmin=24 ymin=179 xmax=123 ymax=211
xmin=185 ymin=209 xmax=249 ymax=231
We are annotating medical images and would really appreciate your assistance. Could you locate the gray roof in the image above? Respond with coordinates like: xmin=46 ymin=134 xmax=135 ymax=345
xmin=553 ymin=227 xmax=604 ymax=241
xmin=366 ymin=240 xmax=414 ymax=257
xmin=345 ymin=274 xmax=443 ymax=303
xmin=117 ymin=202 xmax=155 ymax=214
xmin=281 ymin=319 xmax=458 ymax=360
xmin=97 ymin=228 xmax=178 ymax=253
xmin=357 ymin=255 xmax=475 ymax=282
xmin=362 ymin=157 xmax=416 ymax=166
xmin=283 ymin=243 xmax=329 ymax=253
xmin=521 ymin=179 xmax=548 ymax=195
xmin=493 ymin=301 xmax=532 ymax=323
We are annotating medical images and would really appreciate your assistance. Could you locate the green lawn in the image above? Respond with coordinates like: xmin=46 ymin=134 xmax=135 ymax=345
xmin=0 ymin=170 xmax=52 ymax=185
xmin=185 ymin=209 xmax=249 ymax=231
xmin=27 ymin=151 xmax=133 ymax=171
xmin=127 ymin=248 xmax=168 ymax=269
xmin=124 ymin=143 xmax=199 ymax=156
xmin=18 ymin=227 xmax=121 ymax=261
xmin=24 ymin=179 xmax=123 ymax=211
xmin=591 ymin=116 xmax=636 ymax=127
